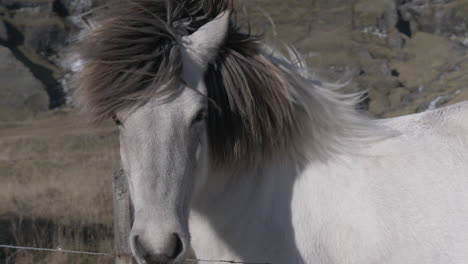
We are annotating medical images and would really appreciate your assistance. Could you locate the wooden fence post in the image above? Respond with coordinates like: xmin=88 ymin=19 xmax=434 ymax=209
xmin=113 ymin=169 xmax=134 ymax=264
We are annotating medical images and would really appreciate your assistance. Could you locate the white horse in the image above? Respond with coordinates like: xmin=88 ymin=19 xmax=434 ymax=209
xmin=75 ymin=1 xmax=468 ymax=263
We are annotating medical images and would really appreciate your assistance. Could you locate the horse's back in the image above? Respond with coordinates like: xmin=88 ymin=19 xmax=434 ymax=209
xmin=371 ymin=102 xmax=468 ymax=263
xmin=296 ymin=102 xmax=468 ymax=264
xmin=385 ymin=100 xmax=468 ymax=136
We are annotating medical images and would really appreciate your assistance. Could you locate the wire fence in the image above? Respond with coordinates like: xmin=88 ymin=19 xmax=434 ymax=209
xmin=0 ymin=171 xmax=272 ymax=264
xmin=0 ymin=244 xmax=272 ymax=264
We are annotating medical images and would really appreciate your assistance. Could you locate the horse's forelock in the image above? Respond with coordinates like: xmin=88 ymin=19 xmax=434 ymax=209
xmin=74 ymin=0 xmax=231 ymax=123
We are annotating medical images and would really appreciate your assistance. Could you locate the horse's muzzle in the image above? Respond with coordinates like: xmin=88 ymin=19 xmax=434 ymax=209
xmin=130 ymin=230 xmax=185 ymax=264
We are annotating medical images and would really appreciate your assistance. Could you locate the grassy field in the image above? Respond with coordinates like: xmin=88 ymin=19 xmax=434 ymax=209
xmin=0 ymin=110 xmax=119 ymax=263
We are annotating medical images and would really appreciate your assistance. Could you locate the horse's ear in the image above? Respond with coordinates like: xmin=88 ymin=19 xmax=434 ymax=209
xmin=181 ymin=11 xmax=230 ymax=72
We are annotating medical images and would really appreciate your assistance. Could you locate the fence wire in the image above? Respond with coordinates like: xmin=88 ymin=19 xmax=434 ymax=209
xmin=0 ymin=244 xmax=271 ymax=264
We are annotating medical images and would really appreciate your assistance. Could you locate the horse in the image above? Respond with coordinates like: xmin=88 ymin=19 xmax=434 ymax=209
xmin=74 ymin=1 xmax=468 ymax=263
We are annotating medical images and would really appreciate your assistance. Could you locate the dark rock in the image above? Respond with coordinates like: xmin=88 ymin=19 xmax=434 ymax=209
xmin=0 ymin=0 xmax=72 ymax=57
xmin=396 ymin=9 xmax=412 ymax=38
xmin=0 ymin=46 xmax=49 ymax=115
xmin=0 ymin=20 xmax=65 ymax=109
xmin=398 ymin=0 xmax=468 ymax=45
xmin=0 ymin=19 xmax=7 ymax=41
xmin=52 ymin=0 xmax=70 ymax=17
xmin=0 ymin=0 xmax=54 ymax=15
xmin=55 ymin=0 xmax=106 ymax=16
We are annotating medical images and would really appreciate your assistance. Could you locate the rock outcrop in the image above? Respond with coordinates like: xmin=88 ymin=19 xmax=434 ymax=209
xmin=0 ymin=0 xmax=468 ymax=119
xmin=0 ymin=0 xmax=101 ymax=120
xmin=249 ymin=0 xmax=468 ymax=117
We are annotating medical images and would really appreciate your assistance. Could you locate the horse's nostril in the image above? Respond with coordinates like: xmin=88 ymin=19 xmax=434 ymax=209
xmin=132 ymin=234 xmax=146 ymax=258
xmin=131 ymin=232 xmax=185 ymax=263
xmin=171 ymin=233 xmax=184 ymax=259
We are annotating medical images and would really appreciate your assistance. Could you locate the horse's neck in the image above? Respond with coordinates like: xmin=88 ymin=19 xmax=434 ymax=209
xmin=190 ymin=151 xmax=387 ymax=263
xmin=190 ymin=159 xmax=307 ymax=263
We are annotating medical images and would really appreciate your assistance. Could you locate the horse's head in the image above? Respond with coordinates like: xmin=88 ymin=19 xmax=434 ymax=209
xmin=113 ymin=12 xmax=230 ymax=263
xmin=77 ymin=1 xmax=326 ymax=262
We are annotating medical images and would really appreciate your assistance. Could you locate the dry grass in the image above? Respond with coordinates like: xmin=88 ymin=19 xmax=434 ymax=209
xmin=6 ymin=221 xmax=113 ymax=264
xmin=0 ymin=109 xmax=120 ymax=263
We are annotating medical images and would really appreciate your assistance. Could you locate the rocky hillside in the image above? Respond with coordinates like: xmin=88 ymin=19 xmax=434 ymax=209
xmin=0 ymin=0 xmax=103 ymax=121
xmin=1 ymin=0 xmax=468 ymax=119
xmin=247 ymin=0 xmax=468 ymax=117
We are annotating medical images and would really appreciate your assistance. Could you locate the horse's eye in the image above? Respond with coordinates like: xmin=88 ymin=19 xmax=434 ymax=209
xmin=192 ymin=109 xmax=207 ymax=124
xmin=112 ymin=115 xmax=122 ymax=126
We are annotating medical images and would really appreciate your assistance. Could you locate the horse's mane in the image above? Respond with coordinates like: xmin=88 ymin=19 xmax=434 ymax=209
xmin=75 ymin=0 xmax=378 ymax=169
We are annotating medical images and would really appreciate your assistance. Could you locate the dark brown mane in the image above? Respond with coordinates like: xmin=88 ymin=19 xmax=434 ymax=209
xmin=76 ymin=0 xmax=231 ymax=122
xmin=76 ymin=0 xmax=373 ymax=169
xmin=205 ymin=35 xmax=301 ymax=168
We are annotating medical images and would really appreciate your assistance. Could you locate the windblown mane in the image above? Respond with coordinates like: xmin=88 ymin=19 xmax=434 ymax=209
xmin=75 ymin=0 xmax=377 ymax=168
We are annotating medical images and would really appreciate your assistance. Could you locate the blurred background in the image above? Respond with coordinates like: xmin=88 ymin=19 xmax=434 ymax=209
xmin=0 ymin=0 xmax=467 ymax=263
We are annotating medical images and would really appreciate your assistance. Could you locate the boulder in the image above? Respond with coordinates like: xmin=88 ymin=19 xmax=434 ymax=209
xmin=0 ymin=46 xmax=49 ymax=117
